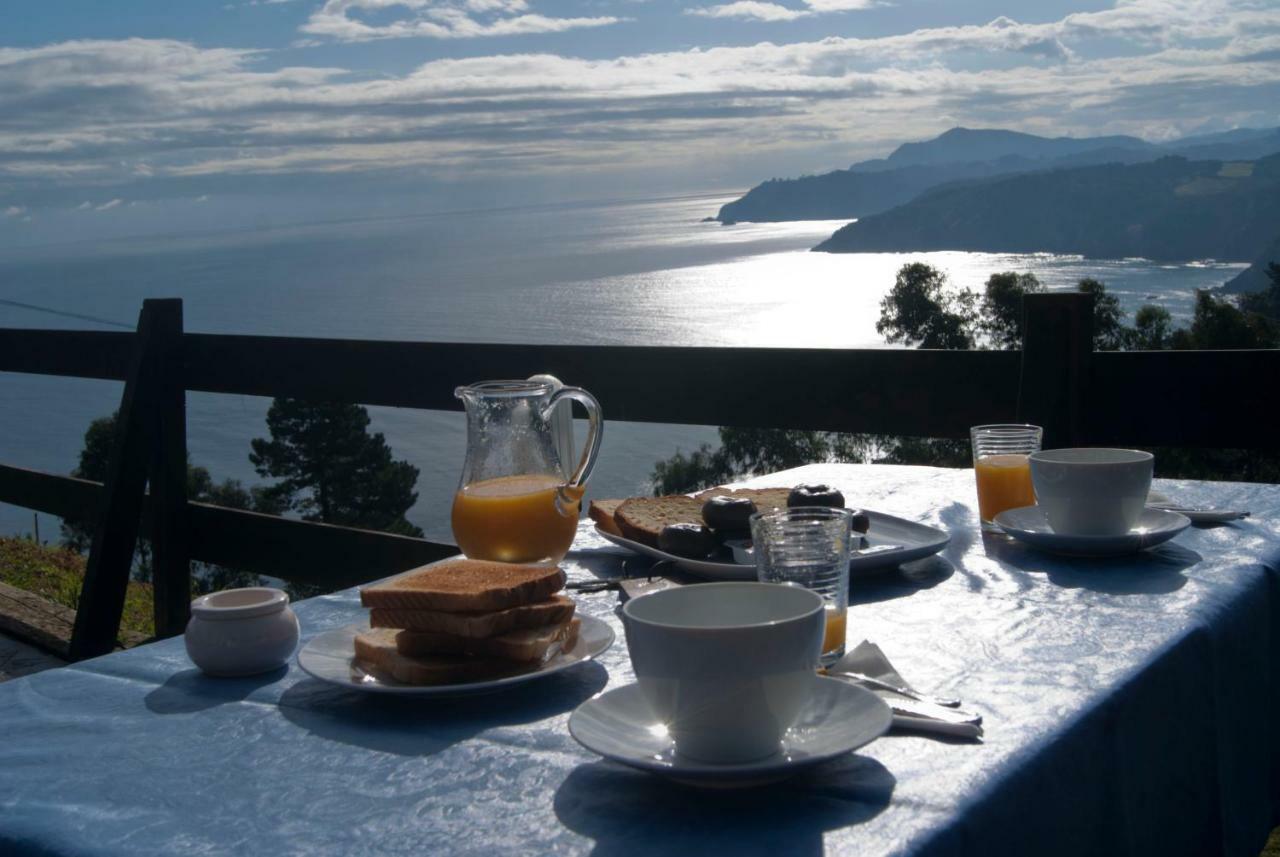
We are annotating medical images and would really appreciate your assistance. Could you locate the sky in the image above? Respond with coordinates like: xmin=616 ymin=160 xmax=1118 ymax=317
xmin=2 ymin=0 xmax=1280 ymax=245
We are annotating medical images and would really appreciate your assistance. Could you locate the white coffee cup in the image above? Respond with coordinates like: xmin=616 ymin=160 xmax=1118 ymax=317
xmin=621 ymin=581 xmax=824 ymax=764
xmin=1029 ymin=448 xmax=1154 ymax=536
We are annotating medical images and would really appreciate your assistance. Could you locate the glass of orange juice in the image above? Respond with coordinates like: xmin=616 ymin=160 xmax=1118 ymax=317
xmin=750 ymin=507 xmax=852 ymax=667
xmin=971 ymin=424 xmax=1042 ymax=531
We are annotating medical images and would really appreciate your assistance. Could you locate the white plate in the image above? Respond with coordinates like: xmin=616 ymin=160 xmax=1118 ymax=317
xmin=994 ymin=505 xmax=1191 ymax=556
xmin=568 ymin=676 xmax=891 ymax=787
xmin=595 ymin=509 xmax=950 ymax=581
xmin=296 ymin=614 xmax=615 ymax=697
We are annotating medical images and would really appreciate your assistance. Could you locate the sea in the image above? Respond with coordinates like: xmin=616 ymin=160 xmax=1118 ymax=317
xmin=0 ymin=191 xmax=1247 ymax=543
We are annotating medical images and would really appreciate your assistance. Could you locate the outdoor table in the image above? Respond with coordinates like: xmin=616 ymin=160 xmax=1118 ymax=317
xmin=1 ymin=463 xmax=1277 ymax=857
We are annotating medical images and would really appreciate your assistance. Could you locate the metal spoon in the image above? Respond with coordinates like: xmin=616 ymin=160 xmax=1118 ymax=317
xmin=826 ymin=669 xmax=963 ymax=708
xmin=1145 ymin=502 xmax=1250 ymax=523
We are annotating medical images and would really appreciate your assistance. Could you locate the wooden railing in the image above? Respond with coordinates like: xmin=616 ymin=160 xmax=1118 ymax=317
xmin=1 ymin=294 xmax=1277 ymax=658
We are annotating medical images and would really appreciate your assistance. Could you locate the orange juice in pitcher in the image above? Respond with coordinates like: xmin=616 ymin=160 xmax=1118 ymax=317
xmin=452 ymin=474 xmax=585 ymax=564
xmin=452 ymin=380 xmax=602 ymax=564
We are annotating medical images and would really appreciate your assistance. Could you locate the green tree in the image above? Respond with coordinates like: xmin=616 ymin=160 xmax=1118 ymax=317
xmin=1237 ymin=262 xmax=1280 ymax=321
xmin=1077 ymin=278 xmax=1132 ymax=350
xmin=876 ymin=263 xmax=977 ymax=349
xmin=250 ymin=398 xmax=423 ymax=536
xmin=1175 ymin=289 xmax=1277 ymax=349
xmin=62 ymin=413 xmax=267 ymax=592
xmin=1132 ymin=305 xmax=1173 ymax=350
xmin=981 ymin=271 xmax=1043 ymax=350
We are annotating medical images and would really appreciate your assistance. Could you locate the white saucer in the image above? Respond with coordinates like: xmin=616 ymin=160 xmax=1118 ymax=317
xmin=297 ymin=614 xmax=614 ymax=697
xmin=994 ymin=505 xmax=1191 ymax=556
xmin=568 ymin=676 xmax=891 ymax=787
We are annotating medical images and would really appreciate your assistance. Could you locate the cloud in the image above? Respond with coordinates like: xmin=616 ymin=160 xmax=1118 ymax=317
xmin=687 ymin=2 xmax=810 ymax=22
xmin=0 ymin=1 xmax=1277 ymax=188
xmin=77 ymin=201 xmax=91 ymax=209
xmin=95 ymin=198 xmax=123 ymax=210
xmin=301 ymin=0 xmax=622 ymax=41
xmin=686 ymin=0 xmax=877 ymax=20
xmin=3 ymin=205 xmax=25 ymax=217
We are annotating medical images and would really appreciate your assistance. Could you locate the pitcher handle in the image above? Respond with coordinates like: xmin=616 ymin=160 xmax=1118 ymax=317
xmin=544 ymin=386 xmax=603 ymax=496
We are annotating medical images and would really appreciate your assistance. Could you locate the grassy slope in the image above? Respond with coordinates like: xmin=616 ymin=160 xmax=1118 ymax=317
xmin=0 ymin=537 xmax=154 ymax=637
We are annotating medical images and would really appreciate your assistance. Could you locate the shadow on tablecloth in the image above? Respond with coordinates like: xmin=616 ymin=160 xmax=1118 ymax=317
xmin=553 ymin=754 xmax=895 ymax=857
xmin=980 ymin=532 xmax=1200 ymax=595
xmin=261 ymin=661 xmax=609 ymax=757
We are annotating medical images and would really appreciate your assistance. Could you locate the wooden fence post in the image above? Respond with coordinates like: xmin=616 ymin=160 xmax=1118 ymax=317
xmin=68 ymin=304 xmax=162 ymax=660
xmin=147 ymin=300 xmax=190 ymax=639
xmin=1017 ymin=292 xmax=1094 ymax=449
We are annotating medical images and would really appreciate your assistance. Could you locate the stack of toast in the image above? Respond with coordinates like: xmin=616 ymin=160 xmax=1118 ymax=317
xmin=355 ymin=559 xmax=579 ymax=685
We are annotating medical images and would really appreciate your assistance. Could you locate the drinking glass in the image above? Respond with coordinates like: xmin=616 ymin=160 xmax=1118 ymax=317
xmin=750 ymin=507 xmax=852 ymax=667
xmin=971 ymin=424 xmax=1043 ymax=530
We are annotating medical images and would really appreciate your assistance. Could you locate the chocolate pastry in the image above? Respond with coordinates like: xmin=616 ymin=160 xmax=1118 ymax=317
xmin=700 ymin=495 xmax=758 ymax=536
xmin=849 ymin=509 xmax=871 ymax=534
xmin=786 ymin=484 xmax=846 ymax=510
xmin=658 ymin=523 xmax=719 ymax=559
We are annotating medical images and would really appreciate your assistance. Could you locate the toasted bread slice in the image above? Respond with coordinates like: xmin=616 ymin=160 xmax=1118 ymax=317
xmin=369 ymin=594 xmax=576 ymax=638
xmin=613 ymin=495 xmax=705 ymax=548
xmin=360 ymin=559 xmax=565 ymax=613
xmin=396 ymin=617 xmax=581 ymax=662
xmin=588 ymin=499 xmax=626 ymax=536
xmin=693 ymin=486 xmax=792 ymax=512
xmin=354 ymin=628 xmax=532 ymax=685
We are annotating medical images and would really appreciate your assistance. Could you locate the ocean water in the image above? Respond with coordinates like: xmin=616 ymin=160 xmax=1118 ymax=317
xmin=0 ymin=192 xmax=1246 ymax=542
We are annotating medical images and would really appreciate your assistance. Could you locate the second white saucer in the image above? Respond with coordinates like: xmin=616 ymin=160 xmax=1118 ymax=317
xmin=568 ymin=676 xmax=891 ymax=787
xmin=995 ymin=505 xmax=1191 ymax=556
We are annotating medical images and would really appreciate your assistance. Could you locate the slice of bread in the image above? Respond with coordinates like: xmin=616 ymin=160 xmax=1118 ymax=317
xmin=613 ymin=495 xmax=705 ymax=548
xmin=354 ymin=628 xmax=533 ymax=685
xmin=396 ymin=617 xmax=581 ymax=662
xmin=360 ymin=559 xmax=565 ymax=613
xmin=588 ymin=499 xmax=625 ymax=536
xmin=693 ymin=486 xmax=792 ymax=512
xmin=369 ymin=594 xmax=576 ymax=638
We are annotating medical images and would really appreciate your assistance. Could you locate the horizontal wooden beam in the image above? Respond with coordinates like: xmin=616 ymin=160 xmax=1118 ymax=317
xmin=0 ymin=329 xmax=133 ymax=381
xmin=0 ymin=464 xmax=101 ymax=522
xmin=3 ymin=327 xmax=1277 ymax=446
xmin=181 ymin=334 xmax=1022 ymax=438
xmin=186 ymin=503 xmax=456 ymax=588
xmin=0 ymin=465 xmax=455 ymax=588
xmin=1089 ymin=350 xmax=1280 ymax=449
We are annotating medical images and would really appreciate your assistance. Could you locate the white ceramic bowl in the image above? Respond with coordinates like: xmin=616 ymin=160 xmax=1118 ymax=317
xmin=1029 ymin=448 xmax=1154 ymax=536
xmin=184 ymin=588 xmax=300 ymax=677
xmin=621 ymin=581 xmax=824 ymax=764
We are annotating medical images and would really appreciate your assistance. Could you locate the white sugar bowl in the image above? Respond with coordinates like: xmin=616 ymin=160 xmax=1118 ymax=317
xmin=185 ymin=587 xmax=300 ymax=677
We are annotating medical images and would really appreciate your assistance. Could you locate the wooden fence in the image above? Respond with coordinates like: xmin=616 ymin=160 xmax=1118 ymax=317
xmin=1 ymin=294 xmax=1276 ymax=659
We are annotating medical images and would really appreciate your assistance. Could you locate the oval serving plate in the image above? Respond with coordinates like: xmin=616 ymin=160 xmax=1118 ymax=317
xmin=595 ymin=509 xmax=950 ymax=581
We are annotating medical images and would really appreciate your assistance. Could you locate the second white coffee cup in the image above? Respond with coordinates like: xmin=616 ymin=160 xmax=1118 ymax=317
xmin=1029 ymin=448 xmax=1154 ymax=536
xmin=621 ymin=581 xmax=825 ymax=764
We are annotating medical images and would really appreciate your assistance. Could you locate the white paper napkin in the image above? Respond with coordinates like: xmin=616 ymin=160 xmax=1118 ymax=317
xmin=831 ymin=641 xmax=983 ymax=740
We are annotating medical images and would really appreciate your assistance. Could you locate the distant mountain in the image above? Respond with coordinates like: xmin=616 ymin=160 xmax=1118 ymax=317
xmin=1169 ymin=128 xmax=1280 ymax=163
xmin=715 ymin=126 xmax=1280 ymax=224
xmin=717 ymin=161 xmax=1010 ymax=224
xmin=873 ymin=127 xmax=1158 ymax=169
xmin=813 ymin=155 xmax=1280 ymax=263
xmin=1221 ymin=234 xmax=1280 ymax=294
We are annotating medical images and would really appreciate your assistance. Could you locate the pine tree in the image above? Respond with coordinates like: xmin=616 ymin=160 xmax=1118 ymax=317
xmin=249 ymin=398 xmax=422 ymax=536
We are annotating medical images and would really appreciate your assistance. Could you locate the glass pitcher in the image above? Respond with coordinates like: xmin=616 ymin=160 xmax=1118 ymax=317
xmin=451 ymin=379 xmax=603 ymax=564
